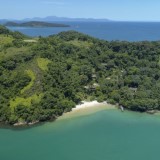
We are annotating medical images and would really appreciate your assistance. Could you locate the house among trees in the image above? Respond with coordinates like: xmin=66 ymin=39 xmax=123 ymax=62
xmin=129 ymin=87 xmax=138 ymax=92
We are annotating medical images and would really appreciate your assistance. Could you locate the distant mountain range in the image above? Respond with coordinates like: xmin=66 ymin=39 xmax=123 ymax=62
xmin=23 ymin=16 xmax=111 ymax=22
xmin=0 ymin=16 xmax=111 ymax=24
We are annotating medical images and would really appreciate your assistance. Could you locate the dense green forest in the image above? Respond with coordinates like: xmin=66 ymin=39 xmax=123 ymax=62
xmin=5 ymin=21 xmax=70 ymax=27
xmin=1 ymin=25 xmax=160 ymax=125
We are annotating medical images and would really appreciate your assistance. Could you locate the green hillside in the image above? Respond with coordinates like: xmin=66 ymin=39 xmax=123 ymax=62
xmin=1 ymin=26 xmax=160 ymax=126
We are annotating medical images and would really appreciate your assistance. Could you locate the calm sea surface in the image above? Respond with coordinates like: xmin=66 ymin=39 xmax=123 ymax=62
xmin=8 ymin=22 xmax=160 ymax=41
xmin=1 ymin=109 xmax=160 ymax=160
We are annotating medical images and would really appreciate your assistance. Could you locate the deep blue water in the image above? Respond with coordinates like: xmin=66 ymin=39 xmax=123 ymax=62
xmin=8 ymin=22 xmax=160 ymax=41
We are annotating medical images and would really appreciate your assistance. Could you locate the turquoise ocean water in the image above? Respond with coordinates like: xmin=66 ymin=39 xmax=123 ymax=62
xmin=1 ymin=109 xmax=160 ymax=160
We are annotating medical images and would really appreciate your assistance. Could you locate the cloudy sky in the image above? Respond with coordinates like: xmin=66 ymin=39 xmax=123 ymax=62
xmin=0 ymin=0 xmax=160 ymax=21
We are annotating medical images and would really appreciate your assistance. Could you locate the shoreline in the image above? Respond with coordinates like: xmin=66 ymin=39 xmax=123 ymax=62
xmin=1 ymin=101 xmax=116 ymax=128
xmin=58 ymin=101 xmax=116 ymax=121
xmin=1 ymin=100 xmax=160 ymax=128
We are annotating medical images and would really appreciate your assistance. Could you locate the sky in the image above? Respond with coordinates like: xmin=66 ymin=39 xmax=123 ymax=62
xmin=0 ymin=0 xmax=160 ymax=21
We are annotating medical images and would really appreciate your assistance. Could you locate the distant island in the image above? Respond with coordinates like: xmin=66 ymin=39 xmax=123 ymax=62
xmin=5 ymin=21 xmax=70 ymax=27
xmin=0 ymin=16 xmax=111 ymax=24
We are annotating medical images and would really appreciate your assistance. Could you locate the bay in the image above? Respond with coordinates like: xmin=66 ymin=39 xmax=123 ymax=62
xmin=1 ymin=109 xmax=160 ymax=160
xmin=8 ymin=22 xmax=160 ymax=41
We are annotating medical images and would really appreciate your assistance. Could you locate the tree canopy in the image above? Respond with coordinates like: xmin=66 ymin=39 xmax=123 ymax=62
xmin=1 ymin=26 xmax=160 ymax=125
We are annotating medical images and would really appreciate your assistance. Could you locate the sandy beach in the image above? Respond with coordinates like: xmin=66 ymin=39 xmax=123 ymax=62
xmin=72 ymin=101 xmax=108 ymax=111
xmin=58 ymin=101 xmax=116 ymax=120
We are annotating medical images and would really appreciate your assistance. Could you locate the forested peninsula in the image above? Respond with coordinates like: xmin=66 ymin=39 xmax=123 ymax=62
xmin=0 ymin=25 xmax=160 ymax=126
xmin=5 ymin=21 xmax=70 ymax=27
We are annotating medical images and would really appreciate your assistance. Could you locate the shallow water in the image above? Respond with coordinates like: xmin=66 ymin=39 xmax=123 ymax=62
xmin=1 ymin=108 xmax=160 ymax=160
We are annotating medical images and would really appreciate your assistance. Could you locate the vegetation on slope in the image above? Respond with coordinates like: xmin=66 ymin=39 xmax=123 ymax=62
xmin=20 ymin=70 xmax=36 ymax=94
xmin=37 ymin=58 xmax=51 ymax=71
xmin=1 ymin=26 xmax=160 ymax=125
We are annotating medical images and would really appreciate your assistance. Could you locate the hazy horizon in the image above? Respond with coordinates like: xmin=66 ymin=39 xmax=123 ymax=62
xmin=1 ymin=0 xmax=160 ymax=22
xmin=2 ymin=15 xmax=160 ymax=23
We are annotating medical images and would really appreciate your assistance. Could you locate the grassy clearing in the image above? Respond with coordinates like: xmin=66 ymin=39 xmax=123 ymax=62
xmin=37 ymin=57 xmax=51 ymax=71
xmin=67 ymin=40 xmax=93 ymax=48
xmin=24 ymin=39 xmax=38 ymax=43
xmin=10 ymin=93 xmax=43 ymax=110
xmin=21 ymin=69 xmax=36 ymax=94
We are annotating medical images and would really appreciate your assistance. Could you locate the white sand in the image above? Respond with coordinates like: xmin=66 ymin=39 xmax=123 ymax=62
xmin=72 ymin=101 xmax=108 ymax=111
xmin=58 ymin=101 xmax=115 ymax=120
